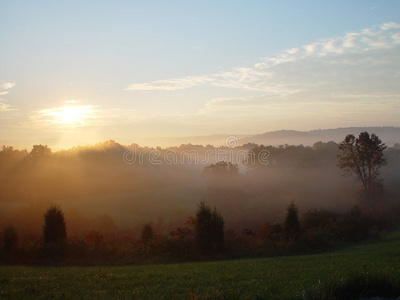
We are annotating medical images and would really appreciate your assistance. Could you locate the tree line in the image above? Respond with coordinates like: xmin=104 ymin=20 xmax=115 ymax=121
xmin=1 ymin=132 xmax=399 ymax=265
xmin=2 ymin=198 xmax=395 ymax=265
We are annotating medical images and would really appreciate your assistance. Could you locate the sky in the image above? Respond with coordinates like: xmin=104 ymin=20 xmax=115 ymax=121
xmin=1 ymin=0 xmax=400 ymax=149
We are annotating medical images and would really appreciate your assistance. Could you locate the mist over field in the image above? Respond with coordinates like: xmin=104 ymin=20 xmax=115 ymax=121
xmin=1 ymin=127 xmax=399 ymax=241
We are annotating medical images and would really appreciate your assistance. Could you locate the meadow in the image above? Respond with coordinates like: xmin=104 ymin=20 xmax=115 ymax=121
xmin=1 ymin=230 xmax=399 ymax=300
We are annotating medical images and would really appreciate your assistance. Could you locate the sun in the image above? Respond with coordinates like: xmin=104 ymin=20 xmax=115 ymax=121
xmin=47 ymin=104 xmax=95 ymax=126
xmin=34 ymin=102 xmax=98 ymax=128
xmin=60 ymin=106 xmax=82 ymax=124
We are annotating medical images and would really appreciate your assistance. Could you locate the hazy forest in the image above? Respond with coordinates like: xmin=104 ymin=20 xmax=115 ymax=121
xmin=1 ymin=132 xmax=400 ymax=264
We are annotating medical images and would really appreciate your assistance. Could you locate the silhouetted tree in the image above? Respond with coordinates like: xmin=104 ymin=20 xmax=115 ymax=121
xmin=204 ymin=161 xmax=238 ymax=177
xmin=284 ymin=202 xmax=301 ymax=240
xmin=337 ymin=132 xmax=387 ymax=209
xmin=141 ymin=223 xmax=154 ymax=244
xmin=43 ymin=205 xmax=67 ymax=244
xmin=0 ymin=146 xmax=27 ymax=171
xmin=29 ymin=144 xmax=52 ymax=160
xmin=3 ymin=224 xmax=18 ymax=255
xmin=195 ymin=202 xmax=225 ymax=253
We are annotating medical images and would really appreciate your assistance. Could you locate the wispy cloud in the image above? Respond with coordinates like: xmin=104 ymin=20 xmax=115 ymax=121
xmin=380 ymin=22 xmax=400 ymax=30
xmin=200 ymin=94 xmax=400 ymax=116
xmin=121 ymin=22 xmax=400 ymax=133
xmin=126 ymin=22 xmax=400 ymax=95
xmin=0 ymin=102 xmax=17 ymax=112
xmin=1 ymin=82 xmax=16 ymax=90
xmin=126 ymin=76 xmax=213 ymax=91
xmin=0 ymin=82 xmax=17 ymax=112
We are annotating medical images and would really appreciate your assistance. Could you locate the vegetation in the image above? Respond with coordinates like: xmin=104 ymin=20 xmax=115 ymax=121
xmin=0 ymin=132 xmax=399 ymax=297
xmin=43 ymin=205 xmax=67 ymax=244
xmin=338 ymin=132 xmax=387 ymax=209
xmin=140 ymin=223 xmax=154 ymax=244
xmin=0 ymin=230 xmax=399 ymax=299
xmin=283 ymin=202 xmax=301 ymax=241
xmin=203 ymin=161 xmax=239 ymax=178
xmin=2 ymin=224 xmax=18 ymax=262
xmin=1 ymin=136 xmax=399 ymax=236
xmin=195 ymin=202 xmax=225 ymax=254
xmin=1 ymin=199 xmax=395 ymax=265
xmin=299 ymin=272 xmax=400 ymax=300
xmin=40 ymin=205 xmax=68 ymax=260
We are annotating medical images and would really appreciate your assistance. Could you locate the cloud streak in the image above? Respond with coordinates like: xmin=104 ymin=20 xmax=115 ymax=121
xmin=0 ymin=82 xmax=17 ymax=112
xmin=1 ymin=82 xmax=16 ymax=90
xmin=126 ymin=22 xmax=400 ymax=94
xmin=126 ymin=76 xmax=213 ymax=91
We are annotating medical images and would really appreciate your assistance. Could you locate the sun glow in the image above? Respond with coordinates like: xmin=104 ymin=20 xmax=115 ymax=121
xmin=60 ymin=106 xmax=83 ymax=124
xmin=33 ymin=103 xmax=98 ymax=127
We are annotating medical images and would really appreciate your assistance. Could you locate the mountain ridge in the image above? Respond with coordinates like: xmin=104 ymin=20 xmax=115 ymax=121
xmin=239 ymin=126 xmax=400 ymax=147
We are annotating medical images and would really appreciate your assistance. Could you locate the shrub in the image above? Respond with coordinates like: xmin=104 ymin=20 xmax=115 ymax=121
xmin=334 ymin=206 xmax=372 ymax=242
xmin=301 ymin=209 xmax=341 ymax=248
xmin=302 ymin=209 xmax=340 ymax=232
xmin=302 ymin=207 xmax=379 ymax=245
xmin=41 ymin=205 xmax=67 ymax=261
xmin=43 ymin=205 xmax=67 ymax=244
xmin=3 ymin=224 xmax=19 ymax=254
xmin=284 ymin=202 xmax=301 ymax=240
xmin=141 ymin=223 xmax=154 ymax=244
xmin=2 ymin=224 xmax=19 ymax=262
xmin=195 ymin=202 xmax=225 ymax=254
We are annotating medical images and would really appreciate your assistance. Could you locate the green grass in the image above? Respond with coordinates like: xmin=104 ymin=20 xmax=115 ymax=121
xmin=1 ymin=231 xmax=400 ymax=299
xmin=299 ymin=271 xmax=400 ymax=300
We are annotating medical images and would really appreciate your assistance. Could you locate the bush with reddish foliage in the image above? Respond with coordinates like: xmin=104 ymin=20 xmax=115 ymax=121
xmin=1 ymin=201 xmax=398 ymax=265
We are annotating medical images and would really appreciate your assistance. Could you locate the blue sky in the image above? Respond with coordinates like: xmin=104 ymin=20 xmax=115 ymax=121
xmin=1 ymin=1 xmax=400 ymax=148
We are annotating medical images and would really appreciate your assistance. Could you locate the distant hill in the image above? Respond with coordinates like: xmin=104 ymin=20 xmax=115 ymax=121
xmin=3 ymin=127 xmax=398 ymax=150
xmin=136 ymin=127 xmax=400 ymax=147
xmin=239 ymin=127 xmax=400 ymax=147
xmin=134 ymin=134 xmax=250 ymax=148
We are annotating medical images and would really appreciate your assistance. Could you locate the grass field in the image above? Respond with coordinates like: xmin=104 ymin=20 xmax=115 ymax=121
xmin=1 ymin=231 xmax=400 ymax=299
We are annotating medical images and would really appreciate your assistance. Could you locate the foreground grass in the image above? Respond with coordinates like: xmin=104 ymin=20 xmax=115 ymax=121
xmin=1 ymin=231 xmax=400 ymax=299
